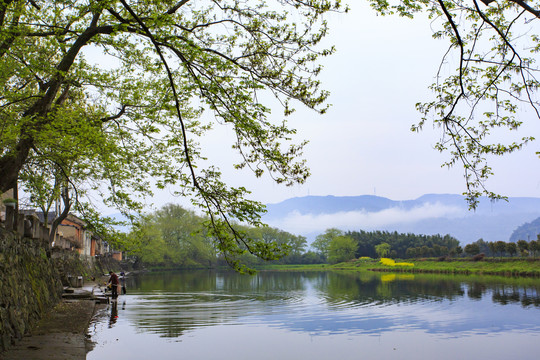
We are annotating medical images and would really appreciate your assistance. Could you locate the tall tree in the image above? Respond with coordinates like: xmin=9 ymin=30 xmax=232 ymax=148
xmin=506 ymin=242 xmax=517 ymax=257
xmin=312 ymin=228 xmax=344 ymax=259
xmin=529 ymin=239 xmax=539 ymax=257
xmin=288 ymin=235 xmax=308 ymax=257
xmin=517 ymin=239 xmax=529 ymax=257
xmin=464 ymin=243 xmax=480 ymax=256
xmin=495 ymin=241 xmax=507 ymax=257
xmin=129 ymin=204 xmax=216 ymax=267
xmin=375 ymin=242 xmax=391 ymax=258
xmin=327 ymin=235 xmax=358 ymax=264
xmin=0 ymin=1 xmax=346 ymax=272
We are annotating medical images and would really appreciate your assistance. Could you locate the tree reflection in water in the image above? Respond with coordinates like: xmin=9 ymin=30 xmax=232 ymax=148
xmin=106 ymin=271 xmax=540 ymax=339
xmin=87 ymin=270 xmax=540 ymax=360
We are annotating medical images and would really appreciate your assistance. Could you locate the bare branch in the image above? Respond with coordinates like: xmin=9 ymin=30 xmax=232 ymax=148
xmin=472 ymin=0 xmax=540 ymax=118
xmin=28 ymin=0 xmax=40 ymax=10
xmin=100 ymin=105 xmax=128 ymax=123
xmin=118 ymin=0 xmax=199 ymax=190
xmin=508 ymin=0 xmax=540 ymax=19
xmin=437 ymin=0 xmax=465 ymax=95
xmin=167 ymin=0 xmax=191 ymax=15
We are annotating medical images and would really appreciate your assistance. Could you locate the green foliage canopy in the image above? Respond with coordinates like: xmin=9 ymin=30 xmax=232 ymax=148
xmin=311 ymin=228 xmax=343 ymax=258
xmin=0 ymin=0 xmax=346 ymax=271
xmin=129 ymin=204 xmax=216 ymax=268
xmin=347 ymin=230 xmax=460 ymax=258
xmin=327 ymin=235 xmax=358 ymax=264
xmin=464 ymin=243 xmax=480 ymax=256
xmin=128 ymin=203 xmax=312 ymax=269
xmin=375 ymin=242 xmax=391 ymax=258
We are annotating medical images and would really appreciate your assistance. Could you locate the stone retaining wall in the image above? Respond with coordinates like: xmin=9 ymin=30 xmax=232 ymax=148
xmin=0 ymin=227 xmax=122 ymax=352
xmin=0 ymin=227 xmax=62 ymax=352
xmin=51 ymin=248 xmax=121 ymax=286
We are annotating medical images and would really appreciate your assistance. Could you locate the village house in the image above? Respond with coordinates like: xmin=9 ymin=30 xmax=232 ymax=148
xmin=2 ymin=189 xmax=117 ymax=259
xmin=57 ymin=214 xmax=89 ymax=255
xmin=52 ymin=213 xmax=115 ymax=258
xmin=91 ymin=233 xmax=103 ymax=256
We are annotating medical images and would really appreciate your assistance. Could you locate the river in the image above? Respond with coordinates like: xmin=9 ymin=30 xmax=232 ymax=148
xmin=87 ymin=270 xmax=540 ymax=360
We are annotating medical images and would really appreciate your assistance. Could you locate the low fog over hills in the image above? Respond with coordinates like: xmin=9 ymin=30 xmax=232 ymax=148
xmin=263 ymin=194 xmax=540 ymax=245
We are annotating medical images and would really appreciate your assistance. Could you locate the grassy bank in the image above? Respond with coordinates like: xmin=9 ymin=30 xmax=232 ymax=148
xmin=337 ymin=257 xmax=540 ymax=277
xmin=257 ymin=258 xmax=540 ymax=277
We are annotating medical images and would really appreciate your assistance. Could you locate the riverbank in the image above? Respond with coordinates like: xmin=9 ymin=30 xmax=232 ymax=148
xmin=257 ymin=257 xmax=540 ymax=277
xmin=0 ymin=224 xmax=129 ymax=353
xmin=0 ymin=281 xmax=106 ymax=360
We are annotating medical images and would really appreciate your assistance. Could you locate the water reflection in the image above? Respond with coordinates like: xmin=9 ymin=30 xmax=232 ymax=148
xmin=109 ymin=301 xmax=118 ymax=328
xmin=119 ymin=271 xmax=315 ymax=338
xmin=112 ymin=271 xmax=540 ymax=337
xmin=88 ymin=270 xmax=540 ymax=360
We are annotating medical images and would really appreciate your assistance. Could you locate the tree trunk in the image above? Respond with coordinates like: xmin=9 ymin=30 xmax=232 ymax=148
xmin=0 ymin=137 xmax=32 ymax=193
xmin=49 ymin=186 xmax=71 ymax=245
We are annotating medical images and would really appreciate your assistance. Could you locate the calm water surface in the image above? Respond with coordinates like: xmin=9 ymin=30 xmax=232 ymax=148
xmin=87 ymin=271 xmax=540 ymax=360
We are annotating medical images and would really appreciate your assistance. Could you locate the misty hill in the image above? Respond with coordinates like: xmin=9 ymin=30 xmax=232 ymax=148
xmin=262 ymin=194 xmax=540 ymax=245
xmin=509 ymin=217 xmax=540 ymax=243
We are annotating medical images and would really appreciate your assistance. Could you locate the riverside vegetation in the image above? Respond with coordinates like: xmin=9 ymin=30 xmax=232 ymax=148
xmin=335 ymin=257 xmax=540 ymax=277
xmin=117 ymin=204 xmax=540 ymax=278
xmin=258 ymin=257 xmax=540 ymax=277
xmin=4 ymin=0 xmax=540 ymax=277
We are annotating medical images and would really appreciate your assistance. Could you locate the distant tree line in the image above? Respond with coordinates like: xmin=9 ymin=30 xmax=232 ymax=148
xmin=347 ymin=230 xmax=460 ymax=259
xmin=122 ymin=205 xmax=540 ymax=269
xmin=311 ymin=228 xmax=461 ymax=262
xmin=122 ymin=204 xmax=322 ymax=269
xmin=309 ymin=228 xmax=540 ymax=263
xmin=232 ymin=226 xmax=324 ymax=267
xmin=462 ymin=238 xmax=540 ymax=258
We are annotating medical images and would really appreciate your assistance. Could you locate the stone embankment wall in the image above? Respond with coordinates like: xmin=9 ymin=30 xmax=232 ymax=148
xmin=0 ymin=228 xmax=122 ymax=352
xmin=0 ymin=227 xmax=62 ymax=352
xmin=51 ymin=248 xmax=120 ymax=285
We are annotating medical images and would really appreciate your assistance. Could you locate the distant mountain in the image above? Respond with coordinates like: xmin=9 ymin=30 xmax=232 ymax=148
xmin=509 ymin=217 xmax=540 ymax=243
xmin=264 ymin=195 xmax=399 ymax=215
xmin=262 ymin=194 xmax=540 ymax=245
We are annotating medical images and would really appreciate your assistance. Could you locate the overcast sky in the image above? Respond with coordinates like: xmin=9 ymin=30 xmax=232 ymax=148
xmin=148 ymin=2 xmax=540 ymax=214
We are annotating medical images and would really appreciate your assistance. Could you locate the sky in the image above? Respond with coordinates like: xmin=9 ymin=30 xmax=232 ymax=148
xmin=151 ymin=1 xmax=540 ymax=212
xmin=75 ymin=1 xmax=540 ymax=241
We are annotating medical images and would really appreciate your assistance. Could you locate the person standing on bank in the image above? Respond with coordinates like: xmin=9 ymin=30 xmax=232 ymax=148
xmin=108 ymin=271 xmax=119 ymax=299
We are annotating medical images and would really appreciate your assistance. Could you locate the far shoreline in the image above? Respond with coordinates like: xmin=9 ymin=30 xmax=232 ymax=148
xmin=255 ymin=257 xmax=540 ymax=278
